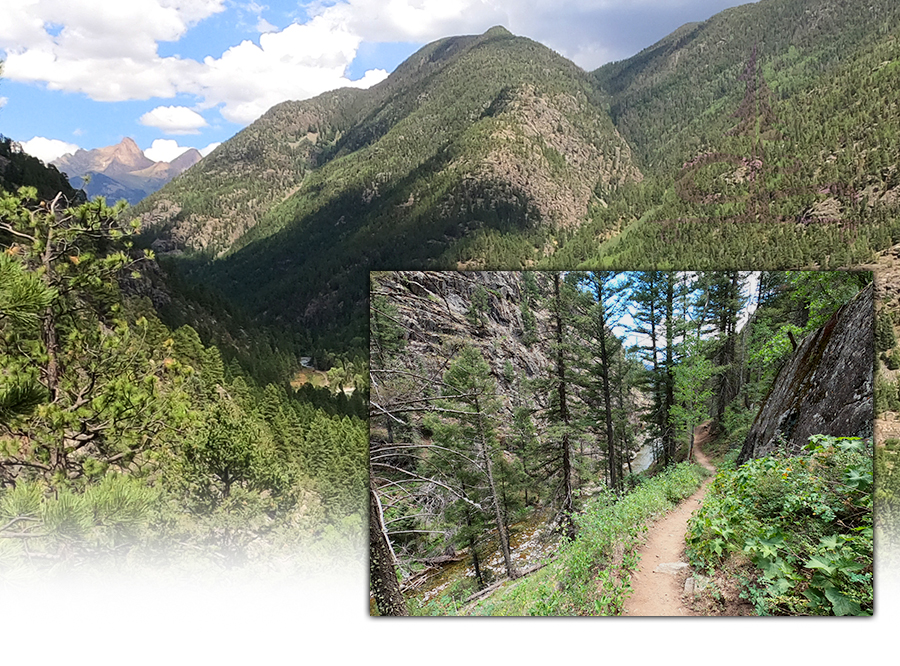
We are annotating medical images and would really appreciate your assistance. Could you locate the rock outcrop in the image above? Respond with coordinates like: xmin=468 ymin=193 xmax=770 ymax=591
xmin=737 ymin=283 xmax=874 ymax=464
xmin=373 ymin=271 xmax=551 ymax=394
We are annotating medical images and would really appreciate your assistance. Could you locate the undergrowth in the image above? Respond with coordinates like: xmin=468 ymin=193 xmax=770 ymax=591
xmin=454 ymin=462 xmax=706 ymax=616
xmin=686 ymin=435 xmax=873 ymax=616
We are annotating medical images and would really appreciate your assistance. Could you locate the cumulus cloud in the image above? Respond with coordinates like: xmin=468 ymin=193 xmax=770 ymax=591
xmin=313 ymin=0 xmax=751 ymax=69
xmin=318 ymin=0 xmax=507 ymax=44
xmin=143 ymin=138 xmax=191 ymax=162
xmin=139 ymin=106 xmax=209 ymax=134
xmin=20 ymin=136 xmax=81 ymax=163
xmin=0 ymin=1 xmax=394 ymax=125
xmin=257 ymin=18 xmax=278 ymax=33
xmin=0 ymin=0 xmax=222 ymax=100
xmin=143 ymin=138 xmax=220 ymax=161
xmin=0 ymin=1 xmax=751 ymax=127
xmin=199 ymin=142 xmax=220 ymax=157
xmin=195 ymin=16 xmax=389 ymax=123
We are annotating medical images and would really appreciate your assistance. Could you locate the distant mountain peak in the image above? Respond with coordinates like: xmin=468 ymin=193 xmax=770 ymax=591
xmin=483 ymin=25 xmax=512 ymax=37
xmin=169 ymin=148 xmax=202 ymax=172
xmin=52 ymin=138 xmax=203 ymax=205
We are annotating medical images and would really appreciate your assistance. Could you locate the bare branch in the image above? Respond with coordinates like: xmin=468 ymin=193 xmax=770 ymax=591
xmin=373 ymin=463 xmax=482 ymax=510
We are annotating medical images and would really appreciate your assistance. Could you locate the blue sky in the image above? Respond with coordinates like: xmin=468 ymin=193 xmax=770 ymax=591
xmin=0 ymin=1 xmax=755 ymax=164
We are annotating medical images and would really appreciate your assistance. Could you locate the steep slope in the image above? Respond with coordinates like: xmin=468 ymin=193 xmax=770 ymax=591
xmin=54 ymin=138 xmax=203 ymax=205
xmin=136 ymin=27 xmax=640 ymax=344
xmin=595 ymin=0 xmax=900 ymax=175
xmin=136 ymin=88 xmax=366 ymax=254
xmin=549 ymin=0 xmax=900 ymax=270
xmin=0 ymin=136 xmax=82 ymax=202
xmin=737 ymin=282 xmax=874 ymax=464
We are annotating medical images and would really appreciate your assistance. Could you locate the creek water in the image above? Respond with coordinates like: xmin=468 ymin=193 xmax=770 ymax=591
xmin=408 ymin=514 xmax=558 ymax=607
xmin=630 ymin=439 xmax=657 ymax=474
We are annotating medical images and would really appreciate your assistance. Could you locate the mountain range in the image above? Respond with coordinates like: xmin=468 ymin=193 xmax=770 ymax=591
xmin=133 ymin=0 xmax=900 ymax=356
xmin=54 ymin=137 xmax=201 ymax=205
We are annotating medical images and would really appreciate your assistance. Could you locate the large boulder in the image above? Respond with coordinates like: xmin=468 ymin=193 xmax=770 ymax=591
xmin=737 ymin=282 xmax=874 ymax=464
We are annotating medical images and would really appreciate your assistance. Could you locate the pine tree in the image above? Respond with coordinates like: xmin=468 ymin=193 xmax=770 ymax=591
xmin=441 ymin=345 xmax=519 ymax=579
xmin=572 ymin=271 xmax=626 ymax=492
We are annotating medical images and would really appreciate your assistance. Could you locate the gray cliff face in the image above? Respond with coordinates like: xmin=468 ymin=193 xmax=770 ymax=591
xmin=372 ymin=271 xmax=551 ymax=400
xmin=737 ymin=283 xmax=874 ymax=464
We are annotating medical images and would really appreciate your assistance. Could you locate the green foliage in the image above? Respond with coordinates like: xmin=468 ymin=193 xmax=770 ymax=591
xmin=0 ymin=186 xmax=368 ymax=570
xmin=0 ymin=136 xmax=82 ymax=202
xmin=137 ymin=28 xmax=635 ymax=351
xmin=875 ymin=309 xmax=896 ymax=354
xmin=469 ymin=462 xmax=706 ymax=615
xmin=466 ymin=285 xmax=490 ymax=327
xmin=686 ymin=435 xmax=873 ymax=615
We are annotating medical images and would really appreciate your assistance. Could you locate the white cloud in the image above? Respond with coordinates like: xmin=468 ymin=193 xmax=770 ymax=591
xmin=257 ymin=18 xmax=278 ymax=33
xmin=200 ymin=142 xmax=220 ymax=157
xmin=143 ymin=138 xmax=220 ymax=161
xmin=312 ymin=1 xmax=750 ymax=70
xmin=0 ymin=97 xmax=7 ymax=109
xmin=20 ymin=136 xmax=81 ymax=163
xmin=139 ymin=106 xmax=209 ymax=134
xmin=195 ymin=16 xmax=389 ymax=123
xmin=0 ymin=1 xmax=752 ymax=129
xmin=144 ymin=138 xmax=191 ymax=162
xmin=0 ymin=0 xmax=223 ymax=100
xmin=0 ymin=1 xmax=394 ymax=125
xmin=318 ymin=0 xmax=507 ymax=44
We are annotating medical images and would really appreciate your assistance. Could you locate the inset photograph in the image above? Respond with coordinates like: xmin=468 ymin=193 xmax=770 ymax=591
xmin=369 ymin=270 xmax=873 ymax=616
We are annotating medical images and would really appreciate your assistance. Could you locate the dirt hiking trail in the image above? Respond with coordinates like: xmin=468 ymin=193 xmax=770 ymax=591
xmin=622 ymin=424 xmax=717 ymax=616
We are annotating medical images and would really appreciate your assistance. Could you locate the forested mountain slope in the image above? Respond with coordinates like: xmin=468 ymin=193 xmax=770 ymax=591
xmin=1 ymin=162 xmax=367 ymax=574
xmin=135 ymin=27 xmax=640 ymax=346
xmin=555 ymin=0 xmax=900 ymax=270
xmin=135 ymin=0 xmax=900 ymax=355
xmin=595 ymin=0 xmax=900 ymax=175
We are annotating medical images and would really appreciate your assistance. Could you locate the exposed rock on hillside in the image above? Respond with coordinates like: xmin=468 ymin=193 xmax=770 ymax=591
xmin=461 ymin=84 xmax=641 ymax=231
xmin=737 ymin=283 xmax=874 ymax=464
xmin=136 ymin=89 xmax=364 ymax=255
xmin=134 ymin=28 xmax=641 ymax=337
xmin=373 ymin=271 xmax=551 ymax=398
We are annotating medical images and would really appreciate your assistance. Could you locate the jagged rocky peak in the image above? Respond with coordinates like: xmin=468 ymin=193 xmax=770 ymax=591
xmin=737 ymin=282 xmax=874 ymax=464
xmin=53 ymin=138 xmax=203 ymax=205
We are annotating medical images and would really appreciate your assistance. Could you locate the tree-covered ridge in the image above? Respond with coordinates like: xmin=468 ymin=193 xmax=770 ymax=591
xmin=134 ymin=27 xmax=640 ymax=350
xmin=0 ymin=186 xmax=367 ymax=570
xmin=534 ymin=17 xmax=900 ymax=273
xmin=0 ymin=136 xmax=82 ymax=203
xmin=369 ymin=269 xmax=870 ymax=615
xmin=594 ymin=0 xmax=900 ymax=176
xmin=128 ymin=1 xmax=900 ymax=358
xmin=134 ymin=88 xmax=366 ymax=257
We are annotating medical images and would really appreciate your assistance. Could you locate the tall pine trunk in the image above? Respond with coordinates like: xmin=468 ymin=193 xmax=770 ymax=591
xmin=553 ymin=274 xmax=577 ymax=540
xmin=369 ymin=478 xmax=408 ymax=616
xmin=474 ymin=396 xmax=518 ymax=580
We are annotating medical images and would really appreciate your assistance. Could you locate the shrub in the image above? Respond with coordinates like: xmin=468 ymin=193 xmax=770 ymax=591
xmin=686 ymin=435 xmax=873 ymax=616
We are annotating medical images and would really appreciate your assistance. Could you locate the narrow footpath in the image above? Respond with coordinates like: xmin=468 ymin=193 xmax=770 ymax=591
xmin=622 ymin=424 xmax=717 ymax=616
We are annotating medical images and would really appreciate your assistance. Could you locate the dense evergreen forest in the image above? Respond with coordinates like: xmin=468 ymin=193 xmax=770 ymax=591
xmin=0 ymin=183 xmax=368 ymax=572
xmin=369 ymin=270 xmax=872 ymax=615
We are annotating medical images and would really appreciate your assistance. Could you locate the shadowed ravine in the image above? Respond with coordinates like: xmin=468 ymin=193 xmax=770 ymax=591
xmin=622 ymin=424 xmax=716 ymax=616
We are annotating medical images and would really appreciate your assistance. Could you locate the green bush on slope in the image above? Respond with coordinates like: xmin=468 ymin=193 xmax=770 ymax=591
xmin=686 ymin=435 xmax=873 ymax=616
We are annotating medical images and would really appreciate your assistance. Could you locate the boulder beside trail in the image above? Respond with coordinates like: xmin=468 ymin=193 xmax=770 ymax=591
xmin=737 ymin=283 xmax=874 ymax=464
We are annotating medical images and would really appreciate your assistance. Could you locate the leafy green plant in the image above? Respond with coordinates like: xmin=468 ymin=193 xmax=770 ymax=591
xmin=686 ymin=435 xmax=872 ymax=615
